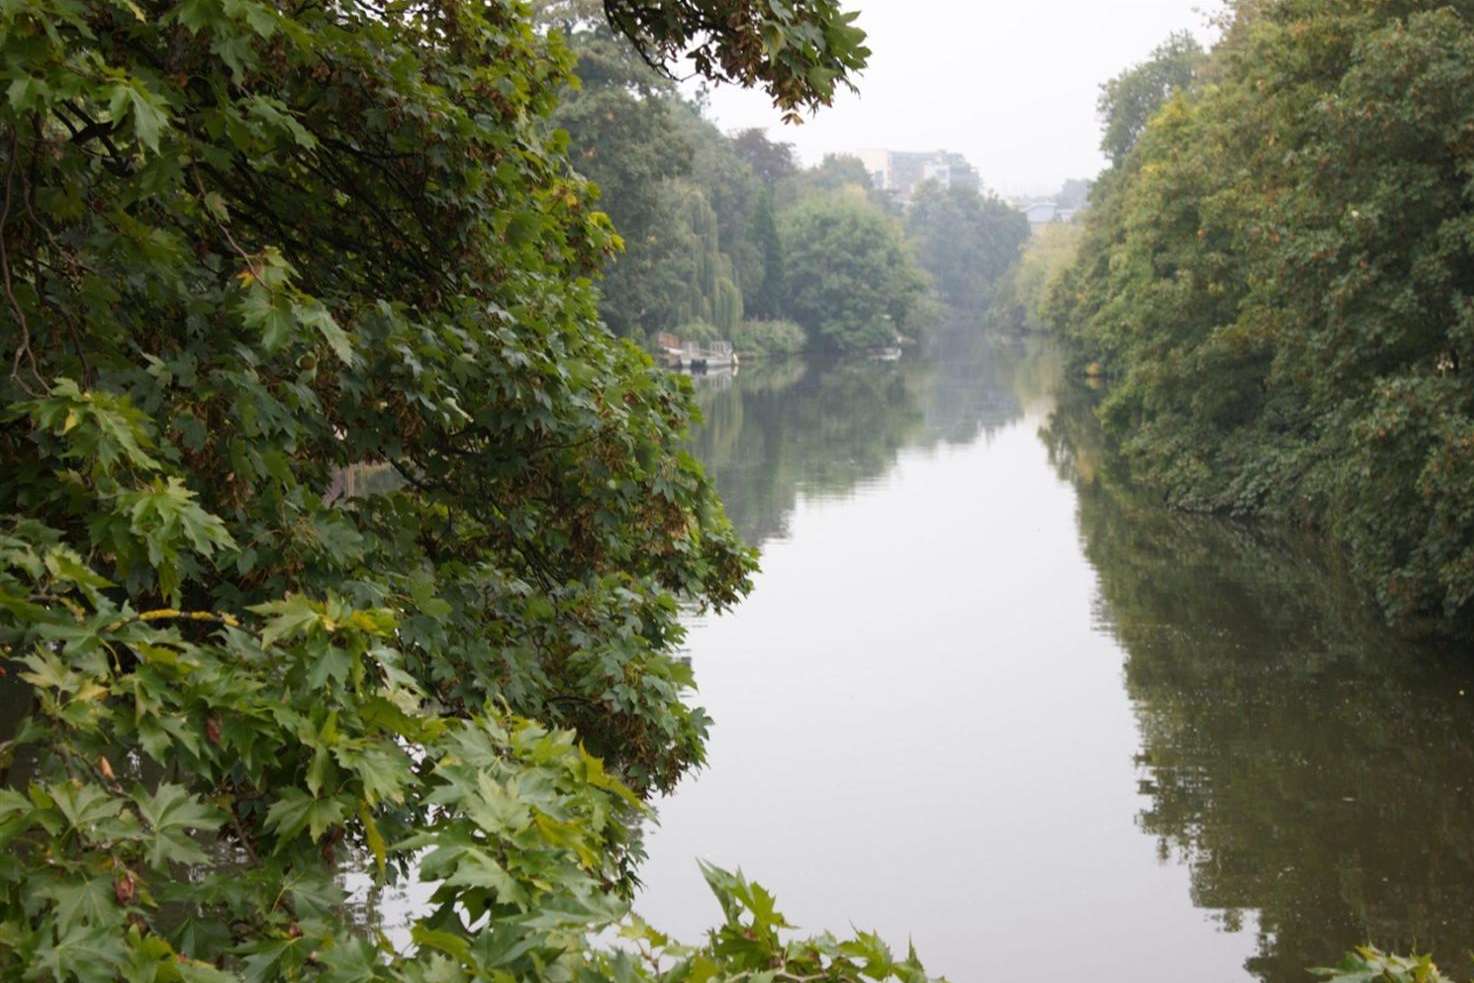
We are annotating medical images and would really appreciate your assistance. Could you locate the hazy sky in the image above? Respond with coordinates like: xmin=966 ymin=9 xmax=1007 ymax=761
xmin=691 ymin=0 xmax=1220 ymax=198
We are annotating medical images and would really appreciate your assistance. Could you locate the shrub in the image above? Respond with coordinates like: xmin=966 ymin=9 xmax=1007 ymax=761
xmin=731 ymin=319 xmax=807 ymax=356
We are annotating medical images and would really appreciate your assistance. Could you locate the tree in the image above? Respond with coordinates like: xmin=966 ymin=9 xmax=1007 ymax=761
xmin=1096 ymin=30 xmax=1203 ymax=165
xmin=780 ymin=194 xmax=925 ymax=352
xmin=1055 ymin=178 xmax=1092 ymax=211
xmin=601 ymin=0 xmax=871 ymax=123
xmin=667 ymin=183 xmax=745 ymax=335
xmin=992 ymin=223 xmax=1083 ymax=332
xmin=549 ymin=25 xmax=762 ymax=341
xmin=0 ymin=0 xmax=946 ymax=977
xmin=550 ymin=21 xmax=694 ymax=336
xmin=780 ymin=152 xmax=875 ymax=206
xmin=905 ymin=181 xmax=1030 ymax=315
xmin=1053 ymin=0 xmax=1474 ymax=638
xmin=732 ymin=127 xmax=799 ymax=185
xmin=672 ymin=105 xmax=764 ymax=306
xmin=748 ymin=187 xmax=786 ymax=319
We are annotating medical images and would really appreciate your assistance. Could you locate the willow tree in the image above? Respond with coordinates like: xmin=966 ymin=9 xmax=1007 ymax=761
xmin=0 ymin=0 xmax=939 ymax=978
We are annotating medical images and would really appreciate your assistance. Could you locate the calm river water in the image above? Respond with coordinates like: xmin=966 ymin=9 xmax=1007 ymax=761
xmin=632 ymin=338 xmax=1474 ymax=983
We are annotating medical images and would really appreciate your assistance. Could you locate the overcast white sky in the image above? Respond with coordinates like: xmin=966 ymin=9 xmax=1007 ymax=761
xmin=691 ymin=0 xmax=1221 ymax=198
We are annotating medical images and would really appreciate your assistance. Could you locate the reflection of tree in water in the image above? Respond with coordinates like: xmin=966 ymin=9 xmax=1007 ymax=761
xmin=1043 ymin=386 xmax=1474 ymax=982
xmin=688 ymin=336 xmax=1052 ymax=551
xmin=911 ymin=328 xmax=1056 ymax=449
xmin=689 ymin=358 xmax=923 ymax=548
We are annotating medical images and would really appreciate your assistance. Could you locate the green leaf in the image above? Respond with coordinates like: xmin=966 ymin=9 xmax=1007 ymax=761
xmin=27 ymin=922 xmax=128 ymax=983
xmin=48 ymin=783 xmax=127 ymax=839
xmin=443 ymin=847 xmax=520 ymax=901
xmin=237 ymin=283 xmax=296 ymax=350
xmin=295 ymin=301 xmax=355 ymax=365
xmin=36 ymin=877 xmax=121 ymax=933
xmin=263 ymin=789 xmax=346 ymax=843
xmin=358 ymin=802 xmax=386 ymax=878
xmin=238 ymin=937 xmax=301 ymax=983
xmin=249 ymin=594 xmax=322 ymax=648
xmin=107 ymin=80 xmax=168 ymax=153
xmin=8 ymin=76 xmax=52 ymax=112
xmin=410 ymin=923 xmax=471 ymax=962
xmin=134 ymin=784 xmax=224 ymax=867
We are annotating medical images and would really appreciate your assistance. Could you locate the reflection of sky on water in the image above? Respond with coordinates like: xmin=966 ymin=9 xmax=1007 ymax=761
xmin=641 ymin=343 xmax=1256 ymax=981
xmin=640 ymin=341 xmax=1474 ymax=982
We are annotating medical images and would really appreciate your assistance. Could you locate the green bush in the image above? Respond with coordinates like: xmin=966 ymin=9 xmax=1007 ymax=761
xmin=731 ymin=319 xmax=807 ymax=356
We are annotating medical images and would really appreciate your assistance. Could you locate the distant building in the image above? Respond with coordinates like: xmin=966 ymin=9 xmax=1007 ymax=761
xmin=1023 ymin=201 xmax=1059 ymax=226
xmin=854 ymin=148 xmax=981 ymax=202
xmin=1018 ymin=200 xmax=1081 ymax=230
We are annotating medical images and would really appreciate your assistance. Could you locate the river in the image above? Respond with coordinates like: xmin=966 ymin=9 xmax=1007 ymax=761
xmin=631 ymin=338 xmax=1474 ymax=983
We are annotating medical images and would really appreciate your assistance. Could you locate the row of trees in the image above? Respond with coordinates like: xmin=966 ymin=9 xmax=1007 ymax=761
xmin=1048 ymin=0 xmax=1474 ymax=639
xmin=543 ymin=5 xmax=1028 ymax=354
xmin=0 ymin=0 xmax=949 ymax=977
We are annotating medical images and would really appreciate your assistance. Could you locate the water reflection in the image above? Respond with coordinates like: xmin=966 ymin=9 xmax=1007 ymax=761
xmin=639 ymin=339 xmax=1255 ymax=981
xmin=647 ymin=343 xmax=1474 ymax=982
xmin=1044 ymin=385 xmax=1474 ymax=980
xmin=688 ymin=358 xmax=921 ymax=548
xmin=688 ymin=338 xmax=1054 ymax=550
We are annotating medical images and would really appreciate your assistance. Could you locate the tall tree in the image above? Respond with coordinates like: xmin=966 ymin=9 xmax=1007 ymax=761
xmin=748 ymin=187 xmax=786 ymax=319
xmin=780 ymin=193 xmax=925 ymax=352
xmin=673 ymin=105 xmax=764 ymax=302
xmin=905 ymin=181 xmax=1030 ymax=314
xmin=732 ymin=127 xmax=799 ymax=185
xmin=550 ymin=22 xmax=694 ymax=336
xmin=1096 ymin=30 xmax=1204 ymax=165
xmin=549 ymin=22 xmax=761 ymax=339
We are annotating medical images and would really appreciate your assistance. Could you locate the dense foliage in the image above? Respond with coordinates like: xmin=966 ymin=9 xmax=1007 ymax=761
xmin=538 ymin=21 xmax=787 ymax=351
xmin=1094 ymin=30 xmax=1202 ymax=165
xmin=778 ymin=193 xmax=924 ymax=352
xmin=904 ymin=181 xmax=1029 ymax=316
xmin=0 ymin=0 xmax=950 ymax=977
xmin=991 ymin=223 xmax=1082 ymax=332
xmin=1049 ymin=0 xmax=1474 ymax=637
xmin=544 ymin=26 xmax=1019 ymax=356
